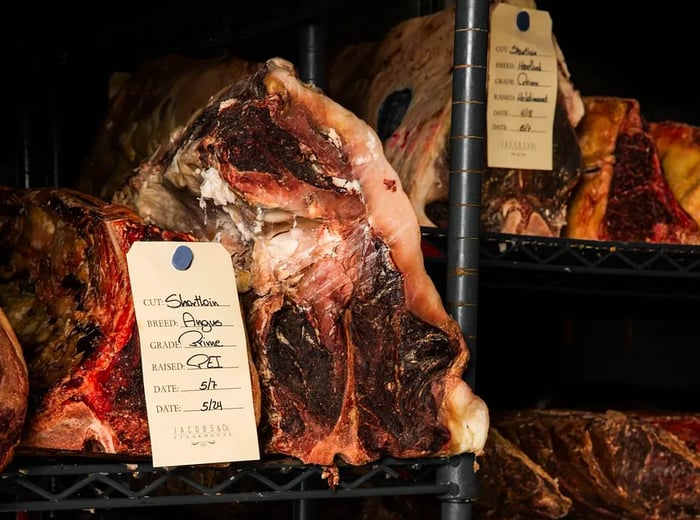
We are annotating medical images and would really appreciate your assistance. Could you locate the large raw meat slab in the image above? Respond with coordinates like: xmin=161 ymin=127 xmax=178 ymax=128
xmin=493 ymin=409 xmax=700 ymax=520
xmin=566 ymin=97 xmax=700 ymax=244
xmin=113 ymin=57 xmax=489 ymax=467
xmin=327 ymin=2 xmax=585 ymax=235
xmin=476 ymin=427 xmax=572 ymax=519
xmin=0 ymin=306 xmax=28 ymax=471
xmin=0 ymin=187 xmax=197 ymax=457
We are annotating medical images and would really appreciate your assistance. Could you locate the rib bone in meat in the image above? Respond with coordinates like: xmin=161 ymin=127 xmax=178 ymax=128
xmin=114 ymin=57 xmax=489 ymax=467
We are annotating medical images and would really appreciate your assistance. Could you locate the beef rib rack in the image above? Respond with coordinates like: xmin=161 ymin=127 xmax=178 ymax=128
xmin=0 ymin=187 xmax=198 ymax=458
xmin=113 ymin=57 xmax=489 ymax=467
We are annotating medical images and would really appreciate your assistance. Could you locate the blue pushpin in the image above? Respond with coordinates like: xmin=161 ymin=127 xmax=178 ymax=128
xmin=172 ymin=245 xmax=194 ymax=271
xmin=516 ymin=11 xmax=530 ymax=31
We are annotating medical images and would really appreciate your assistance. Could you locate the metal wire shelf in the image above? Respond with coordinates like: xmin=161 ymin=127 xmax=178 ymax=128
xmin=0 ymin=455 xmax=459 ymax=513
xmin=422 ymin=230 xmax=700 ymax=299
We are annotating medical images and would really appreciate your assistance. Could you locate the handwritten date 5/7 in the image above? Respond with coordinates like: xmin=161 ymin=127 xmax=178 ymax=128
xmin=200 ymin=378 xmax=218 ymax=390
xmin=201 ymin=399 xmax=223 ymax=411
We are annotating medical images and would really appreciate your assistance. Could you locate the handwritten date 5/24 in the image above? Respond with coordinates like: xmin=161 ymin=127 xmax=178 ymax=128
xmin=201 ymin=399 xmax=223 ymax=411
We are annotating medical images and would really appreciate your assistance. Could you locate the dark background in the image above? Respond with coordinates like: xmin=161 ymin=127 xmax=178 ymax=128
xmin=538 ymin=0 xmax=699 ymax=124
xmin=0 ymin=1 xmax=697 ymax=413
xmin=1 ymin=1 xmax=696 ymax=189
xmin=0 ymin=1 xmax=437 ymax=189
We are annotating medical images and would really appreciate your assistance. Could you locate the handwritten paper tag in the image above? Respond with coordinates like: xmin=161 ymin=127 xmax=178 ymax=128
xmin=126 ymin=241 xmax=260 ymax=467
xmin=487 ymin=3 xmax=557 ymax=170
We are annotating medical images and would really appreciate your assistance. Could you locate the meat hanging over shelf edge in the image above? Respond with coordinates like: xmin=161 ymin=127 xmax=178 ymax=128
xmin=113 ymin=56 xmax=490 ymax=467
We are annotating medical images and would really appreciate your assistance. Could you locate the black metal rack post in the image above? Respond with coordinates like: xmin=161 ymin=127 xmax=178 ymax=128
xmin=440 ymin=0 xmax=489 ymax=519
xmin=298 ymin=20 xmax=327 ymax=91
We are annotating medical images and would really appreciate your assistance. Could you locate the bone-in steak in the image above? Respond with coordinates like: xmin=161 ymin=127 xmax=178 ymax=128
xmin=566 ymin=97 xmax=700 ymax=244
xmin=113 ymin=57 xmax=489 ymax=467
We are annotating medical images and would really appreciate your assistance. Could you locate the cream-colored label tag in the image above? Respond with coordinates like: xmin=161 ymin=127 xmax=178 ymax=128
xmin=126 ymin=241 xmax=260 ymax=468
xmin=487 ymin=3 xmax=557 ymax=170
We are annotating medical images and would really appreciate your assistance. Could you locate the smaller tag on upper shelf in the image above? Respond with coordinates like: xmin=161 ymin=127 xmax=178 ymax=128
xmin=127 ymin=241 xmax=260 ymax=468
xmin=487 ymin=2 xmax=557 ymax=171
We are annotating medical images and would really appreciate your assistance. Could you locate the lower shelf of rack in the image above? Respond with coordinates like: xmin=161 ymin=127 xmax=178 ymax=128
xmin=0 ymin=454 xmax=475 ymax=513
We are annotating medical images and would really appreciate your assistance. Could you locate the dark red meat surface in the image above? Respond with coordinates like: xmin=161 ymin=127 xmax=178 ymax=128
xmin=113 ymin=57 xmax=489 ymax=467
xmin=0 ymin=187 xmax=195 ymax=457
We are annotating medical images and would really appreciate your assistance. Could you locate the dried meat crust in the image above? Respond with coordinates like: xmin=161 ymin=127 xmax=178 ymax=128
xmin=0 ymin=187 xmax=206 ymax=458
xmin=115 ymin=57 xmax=489 ymax=466
xmin=0 ymin=306 xmax=29 ymax=471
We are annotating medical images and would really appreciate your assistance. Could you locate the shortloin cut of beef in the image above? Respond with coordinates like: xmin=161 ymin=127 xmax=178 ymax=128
xmin=113 ymin=57 xmax=489 ymax=467
xmin=0 ymin=305 xmax=28 ymax=471
xmin=566 ymin=97 xmax=700 ymax=244
xmin=0 ymin=187 xmax=199 ymax=457
xmin=493 ymin=409 xmax=700 ymax=520
xmin=327 ymin=1 xmax=585 ymax=236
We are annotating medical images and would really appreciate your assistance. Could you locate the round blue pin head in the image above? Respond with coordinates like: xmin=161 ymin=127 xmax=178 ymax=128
xmin=516 ymin=11 xmax=530 ymax=32
xmin=172 ymin=245 xmax=194 ymax=271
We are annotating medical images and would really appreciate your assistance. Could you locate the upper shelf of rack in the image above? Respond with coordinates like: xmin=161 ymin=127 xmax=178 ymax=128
xmin=422 ymin=229 xmax=700 ymax=300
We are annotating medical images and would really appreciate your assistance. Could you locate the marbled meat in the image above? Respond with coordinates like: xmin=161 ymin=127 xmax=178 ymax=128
xmin=566 ymin=97 xmax=700 ymax=244
xmin=493 ymin=409 xmax=700 ymax=520
xmin=113 ymin=57 xmax=489 ymax=467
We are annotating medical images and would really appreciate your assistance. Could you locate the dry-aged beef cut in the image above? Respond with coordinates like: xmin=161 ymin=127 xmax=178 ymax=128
xmin=0 ymin=187 xmax=199 ymax=457
xmin=0 ymin=305 xmax=28 ymax=471
xmin=113 ymin=57 xmax=489 ymax=467
xmin=634 ymin=411 xmax=700 ymax=453
xmin=328 ymin=8 xmax=455 ymax=228
xmin=493 ymin=409 xmax=700 ymax=520
xmin=476 ymin=428 xmax=572 ymax=519
xmin=482 ymin=94 xmax=583 ymax=237
xmin=78 ymin=53 xmax=259 ymax=201
xmin=566 ymin=97 xmax=700 ymax=244
xmin=649 ymin=120 xmax=700 ymax=229
xmin=327 ymin=2 xmax=585 ymax=236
